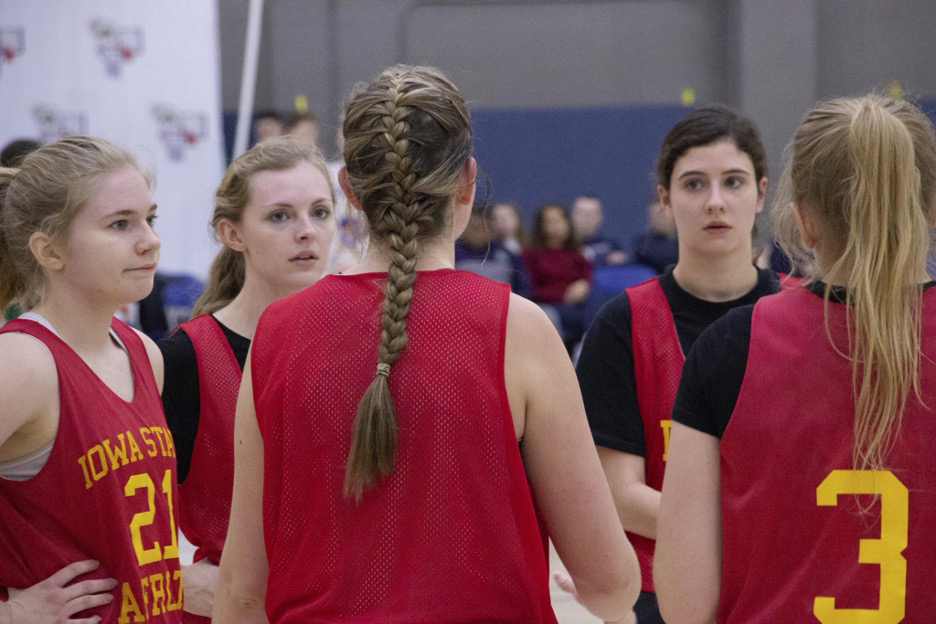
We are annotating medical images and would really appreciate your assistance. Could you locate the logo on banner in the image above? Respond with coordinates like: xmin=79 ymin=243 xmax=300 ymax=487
xmin=0 ymin=27 xmax=25 ymax=75
xmin=33 ymin=105 xmax=88 ymax=142
xmin=152 ymin=105 xmax=208 ymax=161
xmin=90 ymin=19 xmax=144 ymax=77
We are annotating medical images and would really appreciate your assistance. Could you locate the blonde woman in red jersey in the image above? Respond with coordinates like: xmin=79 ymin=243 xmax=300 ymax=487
xmin=0 ymin=137 xmax=182 ymax=622
xmin=158 ymin=136 xmax=336 ymax=621
xmin=656 ymin=96 xmax=936 ymax=622
xmin=214 ymin=65 xmax=640 ymax=623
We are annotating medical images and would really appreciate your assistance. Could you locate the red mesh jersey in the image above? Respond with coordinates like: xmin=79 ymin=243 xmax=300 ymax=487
xmin=719 ymin=287 xmax=936 ymax=622
xmin=176 ymin=314 xmax=239 ymax=567
xmin=0 ymin=319 xmax=183 ymax=622
xmin=252 ymin=270 xmax=557 ymax=623
xmin=626 ymin=277 xmax=683 ymax=593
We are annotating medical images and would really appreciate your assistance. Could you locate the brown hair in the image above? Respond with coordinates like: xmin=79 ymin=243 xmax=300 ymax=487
xmin=0 ymin=136 xmax=150 ymax=310
xmin=530 ymin=202 xmax=577 ymax=251
xmin=192 ymin=135 xmax=334 ymax=317
xmin=773 ymin=95 xmax=936 ymax=471
xmin=341 ymin=65 xmax=472 ymax=499
xmin=656 ymin=104 xmax=767 ymax=190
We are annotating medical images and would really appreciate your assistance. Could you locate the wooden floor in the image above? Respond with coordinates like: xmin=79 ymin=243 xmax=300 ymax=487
xmin=181 ymin=534 xmax=602 ymax=622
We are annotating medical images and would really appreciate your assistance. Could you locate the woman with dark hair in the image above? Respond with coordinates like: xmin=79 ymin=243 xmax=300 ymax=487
xmin=576 ymin=104 xmax=787 ymax=624
xmin=523 ymin=202 xmax=592 ymax=349
xmin=214 ymin=65 xmax=639 ymax=623
xmin=656 ymin=95 xmax=936 ymax=622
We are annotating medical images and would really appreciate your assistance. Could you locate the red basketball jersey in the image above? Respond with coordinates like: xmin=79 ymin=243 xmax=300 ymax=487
xmin=174 ymin=315 xmax=240 ymax=624
xmin=627 ymin=277 xmax=683 ymax=593
xmin=175 ymin=315 xmax=239 ymax=567
xmin=252 ymin=270 xmax=557 ymax=623
xmin=0 ymin=318 xmax=183 ymax=622
xmin=719 ymin=286 xmax=936 ymax=622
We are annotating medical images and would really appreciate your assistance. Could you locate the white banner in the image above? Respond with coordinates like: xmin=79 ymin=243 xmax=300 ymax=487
xmin=0 ymin=0 xmax=225 ymax=278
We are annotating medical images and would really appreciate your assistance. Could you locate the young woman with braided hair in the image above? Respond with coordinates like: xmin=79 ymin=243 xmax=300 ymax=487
xmin=157 ymin=136 xmax=336 ymax=621
xmin=214 ymin=65 xmax=639 ymax=623
xmin=656 ymin=95 xmax=936 ymax=622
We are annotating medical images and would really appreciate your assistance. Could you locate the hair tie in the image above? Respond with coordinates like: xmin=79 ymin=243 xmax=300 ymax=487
xmin=376 ymin=363 xmax=391 ymax=378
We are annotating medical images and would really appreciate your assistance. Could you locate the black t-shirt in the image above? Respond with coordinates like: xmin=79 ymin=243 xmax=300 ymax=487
xmin=576 ymin=266 xmax=781 ymax=456
xmin=158 ymin=317 xmax=250 ymax=483
xmin=674 ymin=280 xmax=936 ymax=438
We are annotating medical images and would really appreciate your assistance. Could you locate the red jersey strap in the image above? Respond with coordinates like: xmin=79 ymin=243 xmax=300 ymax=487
xmin=175 ymin=315 xmax=241 ymax=565
xmin=623 ymin=277 xmax=683 ymax=593
xmin=777 ymin=272 xmax=805 ymax=290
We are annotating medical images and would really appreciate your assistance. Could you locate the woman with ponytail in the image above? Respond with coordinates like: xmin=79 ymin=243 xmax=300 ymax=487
xmin=158 ymin=136 xmax=335 ymax=621
xmin=215 ymin=65 xmax=639 ymax=623
xmin=655 ymin=95 xmax=936 ymax=622
xmin=0 ymin=137 xmax=182 ymax=621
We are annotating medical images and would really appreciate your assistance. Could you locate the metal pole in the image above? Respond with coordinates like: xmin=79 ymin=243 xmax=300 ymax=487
xmin=233 ymin=0 xmax=265 ymax=159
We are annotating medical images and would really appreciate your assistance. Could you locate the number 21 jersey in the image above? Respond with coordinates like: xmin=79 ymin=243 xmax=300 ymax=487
xmin=0 ymin=319 xmax=183 ymax=623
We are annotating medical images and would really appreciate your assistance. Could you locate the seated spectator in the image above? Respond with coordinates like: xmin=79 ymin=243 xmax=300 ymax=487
xmin=491 ymin=201 xmax=524 ymax=253
xmin=252 ymin=110 xmax=282 ymax=145
xmin=283 ymin=111 xmax=320 ymax=146
xmin=523 ymin=203 xmax=591 ymax=350
xmin=572 ymin=195 xmax=628 ymax=266
xmin=633 ymin=197 xmax=679 ymax=274
xmin=455 ymin=204 xmax=531 ymax=298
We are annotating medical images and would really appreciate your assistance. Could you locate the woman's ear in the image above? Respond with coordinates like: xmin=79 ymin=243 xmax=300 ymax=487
xmin=338 ymin=167 xmax=363 ymax=211
xmin=456 ymin=157 xmax=477 ymax=207
xmin=657 ymin=184 xmax=673 ymax=217
xmin=217 ymin=218 xmax=246 ymax=252
xmin=755 ymin=177 xmax=768 ymax=214
xmin=28 ymin=231 xmax=65 ymax=272
xmin=791 ymin=202 xmax=819 ymax=250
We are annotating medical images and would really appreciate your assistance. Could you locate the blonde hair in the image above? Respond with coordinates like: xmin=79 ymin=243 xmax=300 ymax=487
xmin=192 ymin=135 xmax=334 ymax=317
xmin=772 ymin=95 xmax=936 ymax=471
xmin=341 ymin=65 xmax=472 ymax=499
xmin=0 ymin=136 xmax=150 ymax=310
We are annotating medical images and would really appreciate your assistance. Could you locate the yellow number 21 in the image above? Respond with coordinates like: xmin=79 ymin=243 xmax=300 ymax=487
xmin=124 ymin=469 xmax=180 ymax=567
xmin=814 ymin=470 xmax=908 ymax=624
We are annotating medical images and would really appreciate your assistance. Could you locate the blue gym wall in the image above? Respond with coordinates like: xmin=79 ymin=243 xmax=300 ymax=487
xmin=472 ymin=105 xmax=688 ymax=249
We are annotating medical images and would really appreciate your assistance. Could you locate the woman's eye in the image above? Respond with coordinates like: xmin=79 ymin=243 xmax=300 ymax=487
xmin=270 ymin=211 xmax=288 ymax=222
xmin=313 ymin=207 xmax=331 ymax=219
xmin=685 ymin=179 xmax=703 ymax=191
xmin=110 ymin=220 xmax=129 ymax=231
xmin=146 ymin=215 xmax=159 ymax=227
xmin=725 ymin=177 xmax=744 ymax=189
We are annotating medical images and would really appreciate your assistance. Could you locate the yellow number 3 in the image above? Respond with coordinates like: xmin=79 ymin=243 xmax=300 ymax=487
xmin=814 ymin=470 xmax=908 ymax=624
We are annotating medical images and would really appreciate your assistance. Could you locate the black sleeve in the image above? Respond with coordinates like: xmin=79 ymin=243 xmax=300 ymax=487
xmin=575 ymin=293 xmax=646 ymax=455
xmin=672 ymin=306 xmax=754 ymax=438
xmin=157 ymin=329 xmax=200 ymax=483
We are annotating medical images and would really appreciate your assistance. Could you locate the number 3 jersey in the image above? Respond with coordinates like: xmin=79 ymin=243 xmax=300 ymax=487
xmin=717 ymin=286 xmax=936 ymax=622
xmin=0 ymin=318 xmax=183 ymax=623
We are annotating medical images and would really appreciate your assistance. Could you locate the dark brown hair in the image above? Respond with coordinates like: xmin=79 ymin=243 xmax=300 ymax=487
xmin=656 ymin=104 xmax=767 ymax=190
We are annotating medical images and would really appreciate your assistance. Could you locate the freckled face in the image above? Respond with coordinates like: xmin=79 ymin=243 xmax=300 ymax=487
xmin=660 ymin=139 xmax=765 ymax=260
